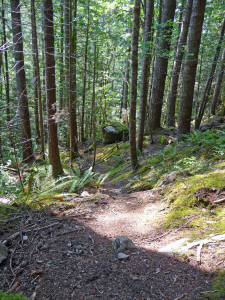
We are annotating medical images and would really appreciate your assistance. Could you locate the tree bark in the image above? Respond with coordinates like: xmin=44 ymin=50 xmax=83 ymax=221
xmin=195 ymin=19 xmax=225 ymax=129
xmin=166 ymin=0 xmax=193 ymax=128
xmin=59 ymin=0 xmax=64 ymax=111
xmin=178 ymin=0 xmax=206 ymax=137
xmin=70 ymin=0 xmax=79 ymax=157
xmin=129 ymin=0 xmax=141 ymax=171
xmin=10 ymin=0 xmax=34 ymax=163
xmin=2 ymin=0 xmax=10 ymax=122
xmin=210 ymin=47 xmax=225 ymax=115
xmin=43 ymin=0 xmax=64 ymax=177
xmin=81 ymin=1 xmax=90 ymax=143
xmin=149 ymin=0 xmax=176 ymax=131
xmin=137 ymin=0 xmax=154 ymax=152
xmin=31 ymin=0 xmax=45 ymax=159
xmin=31 ymin=0 xmax=42 ymax=147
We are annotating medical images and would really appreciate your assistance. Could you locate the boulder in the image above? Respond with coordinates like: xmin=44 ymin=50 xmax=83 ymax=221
xmin=102 ymin=122 xmax=129 ymax=144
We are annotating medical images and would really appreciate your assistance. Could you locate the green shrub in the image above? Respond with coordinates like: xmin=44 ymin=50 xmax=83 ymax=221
xmin=0 ymin=291 xmax=29 ymax=300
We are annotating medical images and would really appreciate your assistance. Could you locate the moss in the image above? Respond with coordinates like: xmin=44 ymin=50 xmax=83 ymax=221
xmin=163 ymin=164 xmax=225 ymax=231
xmin=101 ymin=121 xmax=128 ymax=132
xmin=0 ymin=291 xmax=29 ymax=300
xmin=160 ymin=135 xmax=167 ymax=145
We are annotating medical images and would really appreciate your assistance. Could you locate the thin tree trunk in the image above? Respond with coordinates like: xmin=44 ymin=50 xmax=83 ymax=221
xmin=70 ymin=0 xmax=79 ymax=156
xmin=166 ymin=0 xmax=193 ymax=128
xmin=195 ymin=19 xmax=225 ymax=129
xmin=59 ymin=0 xmax=64 ymax=111
xmin=81 ymin=1 xmax=90 ymax=143
xmin=194 ymin=46 xmax=204 ymax=123
xmin=210 ymin=47 xmax=225 ymax=115
xmin=0 ymin=49 xmax=4 ymax=164
xmin=2 ymin=0 xmax=10 ymax=122
xmin=129 ymin=0 xmax=141 ymax=171
xmin=43 ymin=0 xmax=64 ymax=177
xmin=178 ymin=0 xmax=206 ymax=137
xmin=31 ymin=0 xmax=40 ymax=144
xmin=137 ymin=0 xmax=154 ymax=152
xmin=10 ymin=0 xmax=34 ymax=163
xmin=31 ymin=0 xmax=45 ymax=159
xmin=149 ymin=0 xmax=176 ymax=131
xmin=92 ymin=42 xmax=97 ymax=171
xmin=121 ymin=47 xmax=131 ymax=122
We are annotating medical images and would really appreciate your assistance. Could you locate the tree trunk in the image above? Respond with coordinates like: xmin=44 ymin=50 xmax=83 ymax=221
xmin=178 ymin=0 xmax=206 ymax=137
xmin=129 ymin=0 xmax=141 ymax=171
xmin=43 ymin=0 xmax=64 ymax=177
xmin=149 ymin=0 xmax=176 ymax=131
xmin=81 ymin=1 xmax=90 ymax=143
xmin=210 ymin=47 xmax=225 ymax=115
xmin=121 ymin=47 xmax=131 ymax=123
xmin=137 ymin=0 xmax=154 ymax=152
xmin=70 ymin=0 xmax=79 ymax=157
xmin=10 ymin=0 xmax=34 ymax=163
xmin=92 ymin=42 xmax=97 ymax=171
xmin=166 ymin=0 xmax=193 ymax=128
xmin=31 ymin=0 xmax=42 ymax=146
xmin=2 ymin=0 xmax=10 ymax=122
xmin=0 ymin=49 xmax=4 ymax=164
xmin=31 ymin=0 xmax=45 ymax=159
xmin=59 ymin=0 xmax=64 ymax=111
xmin=195 ymin=19 xmax=225 ymax=129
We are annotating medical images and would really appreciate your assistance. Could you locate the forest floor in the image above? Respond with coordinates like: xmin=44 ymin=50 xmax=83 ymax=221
xmin=1 ymin=122 xmax=225 ymax=299
xmin=1 ymin=161 xmax=224 ymax=299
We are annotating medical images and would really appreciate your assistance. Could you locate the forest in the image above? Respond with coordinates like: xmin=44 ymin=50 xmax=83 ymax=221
xmin=0 ymin=0 xmax=225 ymax=299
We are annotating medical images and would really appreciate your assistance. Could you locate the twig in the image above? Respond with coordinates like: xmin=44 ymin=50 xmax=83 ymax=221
xmin=214 ymin=197 xmax=225 ymax=204
xmin=147 ymin=216 xmax=197 ymax=243
xmin=197 ymin=241 xmax=204 ymax=264
xmin=174 ymin=294 xmax=187 ymax=300
xmin=10 ymin=246 xmax=17 ymax=276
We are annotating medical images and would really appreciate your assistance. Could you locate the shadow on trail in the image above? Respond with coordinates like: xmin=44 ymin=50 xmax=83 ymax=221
xmin=0 ymin=210 xmax=213 ymax=300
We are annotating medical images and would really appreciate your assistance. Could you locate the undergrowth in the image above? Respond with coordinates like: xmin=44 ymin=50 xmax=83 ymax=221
xmin=0 ymin=291 xmax=28 ymax=300
xmin=205 ymin=271 xmax=225 ymax=299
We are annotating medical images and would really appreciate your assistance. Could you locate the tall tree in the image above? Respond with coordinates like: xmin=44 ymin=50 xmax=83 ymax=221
xmin=129 ymin=0 xmax=141 ymax=170
xmin=166 ymin=0 xmax=193 ymax=128
xmin=10 ymin=0 xmax=34 ymax=163
xmin=31 ymin=0 xmax=45 ymax=160
xmin=80 ymin=0 xmax=90 ymax=143
xmin=137 ymin=0 xmax=154 ymax=152
xmin=178 ymin=0 xmax=206 ymax=137
xmin=149 ymin=0 xmax=176 ymax=131
xmin=195 ymin=19 xmax=225 ymax=129
xmin=70 ymin=0 xmax=79 ymax=157
xmin=2 ymin=0 xmax=10 ymax=122
xmin=43 ymin=0 xmax=64 ymax=177
xmin=210 ymin=47 xmax=225 ymax=115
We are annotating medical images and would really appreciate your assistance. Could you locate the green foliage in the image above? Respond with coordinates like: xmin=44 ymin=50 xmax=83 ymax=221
xmin=205 ymin=271 xmax=225 ymax=299
xmin=0 ymin=291 xmax=28 ymax=300
xmin=0 ymin=166 xmax=21 ymax=199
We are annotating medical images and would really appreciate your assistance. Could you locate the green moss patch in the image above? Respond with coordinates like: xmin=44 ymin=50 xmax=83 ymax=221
xmin=163 ymin=164 xmax=225 ymax=232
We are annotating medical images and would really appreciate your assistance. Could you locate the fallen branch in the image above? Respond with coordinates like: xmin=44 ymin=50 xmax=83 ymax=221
xmin=214 ymin=197 xmax=225 ymax=204
xmin=147 ymin=216 xmax=197 ymax=243
xmin=197 ymin=241 xmax=204 ymax=264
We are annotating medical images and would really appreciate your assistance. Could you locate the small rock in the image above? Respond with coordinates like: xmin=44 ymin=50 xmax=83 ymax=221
xmin=81 ymin=191 xmax=90 ymax=197
xmin=158 ymin=171 xmax=180 ymax=187
xmin=112 ymin=236 xmax=137 ymax=252
xmin=118 ymin=253 xmax=129 ymax=260
xmin=0 ymin=243 xmax=8 ymax=264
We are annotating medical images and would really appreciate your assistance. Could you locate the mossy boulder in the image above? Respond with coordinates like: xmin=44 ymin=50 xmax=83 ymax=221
xmin=102 ymin=122 xmax=129 ymax=144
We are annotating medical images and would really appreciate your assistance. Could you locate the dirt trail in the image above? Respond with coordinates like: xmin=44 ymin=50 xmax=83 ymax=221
xmin=0 ymin=178 xmax=220 ymax=300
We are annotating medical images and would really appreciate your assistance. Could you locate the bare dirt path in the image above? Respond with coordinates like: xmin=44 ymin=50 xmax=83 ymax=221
xmin=0 ymin=179 xmax=219 ymax=300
